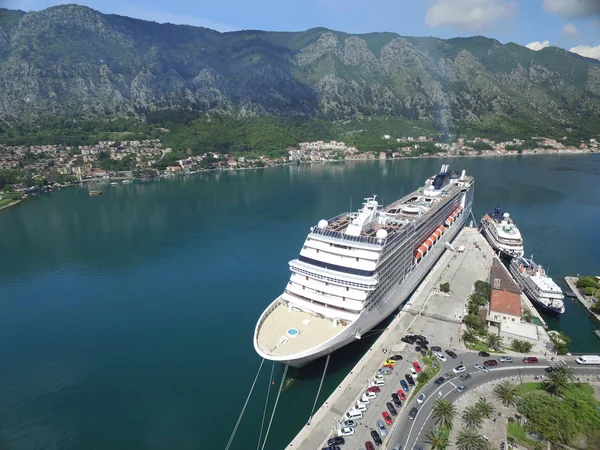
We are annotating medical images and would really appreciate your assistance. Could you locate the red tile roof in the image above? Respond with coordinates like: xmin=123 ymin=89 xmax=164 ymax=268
xmin=490 ymin=290 xmax=521 ymax=316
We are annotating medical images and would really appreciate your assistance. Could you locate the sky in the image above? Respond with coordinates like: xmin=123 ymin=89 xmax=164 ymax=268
xmin=2 ymin=0 xmax=600 ymax=59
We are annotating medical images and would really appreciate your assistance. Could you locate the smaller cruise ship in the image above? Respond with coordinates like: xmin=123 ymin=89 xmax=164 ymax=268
xmin=509 ymin=256 xmax=565 ymax=315
xmin=480 ymin=207 xmax=524 ymax=258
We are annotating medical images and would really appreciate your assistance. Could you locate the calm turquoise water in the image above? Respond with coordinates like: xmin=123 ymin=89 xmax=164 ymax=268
xmin=0 ymin=155 xmax=599 ymax=450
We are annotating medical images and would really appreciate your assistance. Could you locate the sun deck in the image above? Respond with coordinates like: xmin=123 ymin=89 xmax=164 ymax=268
xmin=255 ymin=301 xmax=346 ymax=357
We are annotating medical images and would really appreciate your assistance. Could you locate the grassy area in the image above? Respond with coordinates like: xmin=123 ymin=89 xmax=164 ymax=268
xmin=516 ymin=382 xmax=543 ymax=395
xmin=464 ymin=339 xmax=505 ymax=354
xmin=507 ymin=421 xmax=545 ymax=450
xmin=411 ymin=354 xmax=442 ymax=397
xmin=0 ymin=197 xmax=21 ymax=209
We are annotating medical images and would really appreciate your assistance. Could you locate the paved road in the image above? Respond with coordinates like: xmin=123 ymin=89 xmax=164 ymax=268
xmin=386 ymin=355 xmax=600 ymax=450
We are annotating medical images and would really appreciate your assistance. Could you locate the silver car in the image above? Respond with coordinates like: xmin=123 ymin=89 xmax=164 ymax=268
xmin=499 ymin=356 xmax=514 ymax=363
xmin=474 ymin=363 xmax=489 ymax=372
xmin=456 ymin=384 xmax=468 ymax=393
xmin=377 ymin=419 xmax=388 ymax=437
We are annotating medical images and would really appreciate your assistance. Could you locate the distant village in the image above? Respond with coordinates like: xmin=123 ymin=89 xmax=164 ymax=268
xmin=0 ymin=133 xmax=598 ymax=194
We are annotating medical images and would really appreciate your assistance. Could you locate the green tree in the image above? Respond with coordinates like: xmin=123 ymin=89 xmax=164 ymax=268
xmin=461 ymin=406 xmax=484 ymax=429
xmin=463 ymin=314 xmax=485 ymax=332
xmin=417 ymin=371 xmax=432 ymax=385
xmin=486 ymin=333 xmax=502 ymax=350
xmin=475 ymin=398 xmax=496 ymax=419
xmin=425 ymin=427 xmax=448 ymax=450
xmin=542 ymin=365 xmax=574 ymax=397
xmin=493 ymin=380 xmax=518 ymax=407
xmin=511 ymin=339 xmax=533 ymax=353
xmin=473 ymin=280 xmax=492 ymax=301
xmin=432 ymin=398 xmax=457 ymax=429
xmin=591 ymin=302 xmax=600 ymax=314
xmin=440 ymin=282 xmax=450 ymax=293
xmin=455 ymin=427 xmax=488 ymax=450
xmin=462 ymin=328 xmax=477 ymax=344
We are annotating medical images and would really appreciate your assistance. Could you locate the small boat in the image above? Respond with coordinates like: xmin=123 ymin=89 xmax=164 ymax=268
xmin=122 ymin=179 xmax=132 ymax=184
xmin=110 ymin=182 xmax=118 ymax=186
xmin=89 ymin=190 xmax=103 ymax=196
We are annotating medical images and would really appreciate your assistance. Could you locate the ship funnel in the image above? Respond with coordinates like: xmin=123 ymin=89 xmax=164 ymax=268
xmin=440 ymin=164 xmax=445 ymax=173
xmin=460 ymin=170 xmax=466 ymax=180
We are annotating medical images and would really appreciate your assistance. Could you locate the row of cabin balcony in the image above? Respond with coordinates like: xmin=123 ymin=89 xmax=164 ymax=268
xmin=281 ymin=292 xmax=360 ymax=322
xmin=289 ymin=274 xmax=369 ymax=301
xmin=285 ymin=283 xmax=364 ymax=312
xmin=299 ymin=247 xmax=378 ymax=272
xmin=289 ymin=263 xmax=378 ymax=289
xmin=305 ymin=236 xmax=381 ymax=261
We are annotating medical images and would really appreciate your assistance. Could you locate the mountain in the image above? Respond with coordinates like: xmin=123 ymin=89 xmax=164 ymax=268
xmin=1 ymin=4 xmax=600 ymax=137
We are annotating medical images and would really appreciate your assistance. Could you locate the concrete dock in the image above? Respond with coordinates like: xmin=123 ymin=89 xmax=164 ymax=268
xmin=287 ymin=227 xmax=494 ymax=449
xmin=564 ymin=276 xmax=600 ymax=322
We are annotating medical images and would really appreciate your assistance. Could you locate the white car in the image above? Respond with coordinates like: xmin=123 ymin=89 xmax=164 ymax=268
xmin=365 ymin=391 xmax=377 ymax=399
xmin=338 ymin=427 xmax=355 ymax=437
xmin=371 ymin=378 xmax=385 ymax=387
xmin=473 ymin=364 xmax=489 ymax=372
xmin=409 ymin=367 xmax=418 ymax=379
xmin=341 ymin=419 xmax=357 ymax=428
xmin=435 ymin=352 xmax=447 ymax=362
xmin=499 ymin=356 xmax=513 ymax=363
xmin=358 ymin=395 xmax=370 ymax=405
xmin=355 ymin=402 xmax=367 ymax=412
xmin=453 ymin=364 xmax=466 ymax=374
xmin=417 ymin=393 xmax=426 ymax=404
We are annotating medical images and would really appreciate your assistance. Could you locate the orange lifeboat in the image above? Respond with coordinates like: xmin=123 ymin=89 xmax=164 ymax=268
xmin=433 ymin=228 xmax=442 ymax=239
xmin=426 ymin=234 xmax=436 ymax=246
xmin=438 ymin=225 xmax=445 ymax=234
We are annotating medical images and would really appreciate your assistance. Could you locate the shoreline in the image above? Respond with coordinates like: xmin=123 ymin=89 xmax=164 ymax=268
xmin=0 ymin=199 xmax=22 ymax=211
xmin=564 ymin=276 xmax=600 ymax=323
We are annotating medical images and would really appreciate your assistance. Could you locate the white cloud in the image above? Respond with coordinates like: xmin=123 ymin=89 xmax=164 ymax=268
xmin=562 ymin=23 xmax=579 ymax=36
xmin=543 ymin=0 xmax=600 ymax=19
xmin=526 ymin=40 xmax=551 ymax=51
xmin=425 ymin=0 xmax=517 ymax=31
xmin=569 ymin=44 xmax=600 ymax=60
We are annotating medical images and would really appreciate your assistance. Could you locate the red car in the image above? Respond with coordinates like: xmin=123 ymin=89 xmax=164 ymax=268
xmin=365 ymin=442 xmax=375 ymax=450
xmin=523 ymin=356 xmax=539 ymax=364
xmin=397 ymin=389 xmax=406 ymax=401
xmin=412 ymin=362 xmax=422 ymax=373
xmin=382 ymin=364 xmax=394 ymax=370
xmin=483 ymin=359 xmax=498 ymax=367
xmin=382 ymin=411 xmax=393 ymax=425
xmin=367 ymin=386 xmax=381 ymax=393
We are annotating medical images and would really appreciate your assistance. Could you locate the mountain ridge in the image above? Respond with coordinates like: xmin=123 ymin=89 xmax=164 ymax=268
xmin=1 ymin=4 xmax=600 ymax=137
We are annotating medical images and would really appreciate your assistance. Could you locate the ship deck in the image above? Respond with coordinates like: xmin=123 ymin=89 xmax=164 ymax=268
xmin=255 ymin=301 xmax=346 ymax=358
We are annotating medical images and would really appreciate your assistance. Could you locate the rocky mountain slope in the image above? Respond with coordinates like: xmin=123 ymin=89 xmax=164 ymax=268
xmin=1 ymin=4 xmax=600 ymax=134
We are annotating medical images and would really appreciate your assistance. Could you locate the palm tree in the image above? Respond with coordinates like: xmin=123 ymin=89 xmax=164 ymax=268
xmin=486 ymin=333 xmax=502 ymax=350
xmin=543 ymin=365 xmax=574 ymax=396
xmin=431 ymin=398 xmax=457 ymax=429
xmin=475 ymin=397 xmax=497 ymax=419
xmin=425 ymin=427 xmax=448 ymax=450
xmin=456 ymin=427 xmax=488 ymax=450
xmin=462 ymin=405 xmax=484 ymax=429
xmin=462 ymin=328 xmax=477 ymax=344
xmin=493 ymin=380 xmax=518 ymax=407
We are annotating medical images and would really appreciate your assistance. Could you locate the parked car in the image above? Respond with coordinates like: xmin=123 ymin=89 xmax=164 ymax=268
xmin=346 ymin=409 xmax=363 ymax=420
xmin=338 ymin=427 xmax=354 ymax=437
xmin=412 ymin=362 xmax=422 ymax=373
xmin=456 ymin=384 xmax=468 ymax=393
xmin=431 ymin=346 xmax=442 ymax=352
xmin=478 ymin=351 xmax=490 ymax=357
xmin=376 ymin=420 xmax=388 ymax=437
xmin=459 ymin=373 xmax=472 ymax=381
xmin=371 ymin=378 xmax=385 ymax=387
xmin=483 ymin=359 xmax=498 ymax=367
xmin=420 ymin=344 xmax=429 ymax=351
xmin=402 ymin=335 xmax=415 ymax=344
xmin=409 ymin=367 xmax=418 ymax=379
xmin=445 ymin=350 xmax=458 ymax=359
xmin=415 ymin=335 xmax=427 ymax=342
xmin=386 ymin=401 xmax=398 ymax=416
xmin=323 ymin=446 xmax=339 ymax=450
xmin=378 ymin=367 xmax=392 ymax=376
xmin=340 ymin=420 xmax=357 ymax=428
xmin=499 ymin=356 xmax=513 ymax=363
xmin=406 ymin=374 xmax=416 ymax=386
xmin=367 ymin=386 xmax=381 ymax=393
xmin=473 ymin=364 xmax=489 ymax=372
xmin=358 ymin=396 xmax=370 ymax=405
xmin=435 ymin=352 xmax=447 ymax=362
xmin=370 ymin=430 xmax=382 ymax=446
xmin=393 ymin=444 xmax=402 ymax=450
xmin=400 ymin=379 xmax=410 ymax=392
xmin=365 ymin=391 xmax=377 ymax=399
xmin=391 ymin=354 xmax=403 ymax=361
xmin=382 ymin=364 xmax=395 ymax=370
xmin=385 ymin=358 xmax=397 ymax=366
xmin=453 ymin=364 xmax=466 ymax=374
xmin=355 ymin=402 xmax=367 ymax=412
xmin=382 ymin=411 xmax=393 ymax=425
xmin=417 ymin=393 xmax=426 ymax=404
xmin=328 ymin=437 xmax=345 ymax=446
xmin=408 ymin=407 xmax=418 ymax=420
xmin=434 ymin=377 xmax=445 ymax=386
xmin=523 ymin=356 xmax=539 ymax=364
xmin=391 ymin=393 xmax=402 ymax=407
xmin=415 ymin=346 xmax=421 ymax=352
xmin=366 ymin=441 xmax=376 ymax=450
xmin=443 ymin=372 xmax=456 ymax=380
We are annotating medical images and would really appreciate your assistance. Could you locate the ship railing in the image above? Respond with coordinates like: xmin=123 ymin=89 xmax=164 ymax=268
xmin=311 ymin=226 xmax=385 ymax=247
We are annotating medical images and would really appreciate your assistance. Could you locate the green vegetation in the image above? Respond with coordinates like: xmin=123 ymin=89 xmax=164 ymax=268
xmin=475 ymin=398 xmax=496 ymax=419
xmin=416 ymin=354 xmax=441 ymax=393
xmin=511 ymin=339 xmax=533 ymax=353
xmin=591 ymin=301 xmax=600 ymax=314
xmin=494 ymin=380 xmax=518 ymax=407
xmin=507 ymin=421 xmax=545 ymax=450
xmin=577 ymin=276 xmax=599 ymax=297
xmin=439 ymin=282 xmax=450 ymax=293
xmin=455 ymin=428 xmax=488 ymax=450
xmin=425 ymin=427 xmax=449 ymax=450
xmin=461 ymin=405 xmax=484 ymax=429
xmin=431 ymin=399 xmax=457 ymax=429
xmin=486 ymin=333 xmax=502 ymax=351
xmin=462 ymin=314 xmax=486 ymax=333
xmin=541 ymin=365 xmax=574 ymax=397
xmin=549 ymin=331 xmax=571 ymax=355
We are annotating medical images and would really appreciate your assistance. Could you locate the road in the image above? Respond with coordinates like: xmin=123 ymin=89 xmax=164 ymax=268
xmin=386 ymin=354 xmax=600 ymax=450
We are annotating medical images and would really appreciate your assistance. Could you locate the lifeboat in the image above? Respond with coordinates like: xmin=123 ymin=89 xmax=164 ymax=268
xmin=433 ymin=228 xmax=442 ymax=239
xmin=414 ymin=243 xmax=428 ymax=263
xmin=437 ymin=225 xmax=445 ymax=234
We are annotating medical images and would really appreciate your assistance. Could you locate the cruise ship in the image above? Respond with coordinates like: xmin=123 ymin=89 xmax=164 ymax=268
xmin=509 ymin=256 xmax=565 ymax=315
xmin=480 ymin=208 xmax=524 ymax=258
xmin=253 ymin=165 xmax=475 ymax=367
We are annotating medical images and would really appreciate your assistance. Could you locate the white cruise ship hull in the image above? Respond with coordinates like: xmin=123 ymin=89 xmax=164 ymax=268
xmin=254 ymin=202 xmax=471 ymax=368
xmin=508 ymin=263 xmax=565 ymax=315
xmin=480 ymin=222 xmax=524 ymax=258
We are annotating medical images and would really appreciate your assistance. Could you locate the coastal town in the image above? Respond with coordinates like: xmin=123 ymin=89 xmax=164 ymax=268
xmin=0 ymin=134 xmax=598 ymax=201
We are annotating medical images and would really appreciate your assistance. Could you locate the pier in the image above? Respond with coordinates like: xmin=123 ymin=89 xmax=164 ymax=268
xmin=287 ymin=227 xmax=496 ymax=449
xmin=564 ymin=276 xmax=600 ymax=322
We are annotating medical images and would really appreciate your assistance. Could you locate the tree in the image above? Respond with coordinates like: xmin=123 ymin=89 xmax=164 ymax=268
xmin=462 ymin=328 xmax=477 ymax=344
xmin=425 ymin=427 xmax=448 ymax=450
xmin=455 ymin=427 xmax=488 ymax=450
xmin=432 ymin=398 xmax=457 ymax=429
xmin=543 ymin=365 xmax=574 ymax=397
xmin=463 ymin=314 xmax=485 ymax=332
xmin=440 ymin=282 xmax=450 ymax=293
xmin=474 ymin=280 xmax=492 ymax=301
xmin=475 ymin=398 xmax=496 ymax=419
xmin=418 ymin=371 xmax=432 ymax=385
xmin=511 ymin=339 xmax=533 ymax=353
xmin=462 ymin=405 xmax=484 ymax=429
xmin=486 ymin=333 xmax=502 ymax=350
xmin=592 ymin=302 xmax=600 ymax=314
xmin=493 ymin=380 xmax=518 ymax=407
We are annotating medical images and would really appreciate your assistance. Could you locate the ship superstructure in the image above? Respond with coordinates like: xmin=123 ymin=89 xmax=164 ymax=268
xmin=480 ymin=208 xmax=524 ymax=258
xmin=509 ymin=256 xmax=565 ymax=315
xmin=253 ymin=165 xmax=475 ymax=367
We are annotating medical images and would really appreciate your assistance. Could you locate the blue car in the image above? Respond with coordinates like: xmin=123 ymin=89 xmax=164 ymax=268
xmin=400 ymin=379 xmax=410 ymax=392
